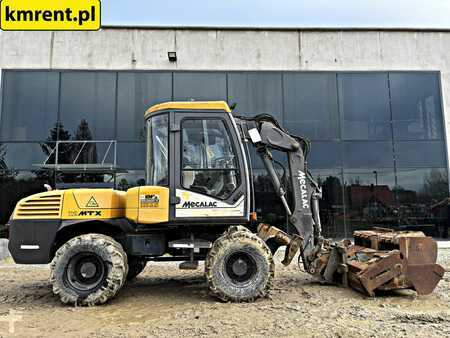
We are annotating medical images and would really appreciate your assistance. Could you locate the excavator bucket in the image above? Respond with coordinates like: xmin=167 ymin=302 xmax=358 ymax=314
xmin=257 ymin=224 xmax=444 ymax=296
xmin=345 ymin=229 xmax=445 ymax=296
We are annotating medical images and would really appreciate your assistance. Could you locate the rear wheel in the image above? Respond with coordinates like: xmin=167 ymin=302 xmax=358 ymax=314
xmin=205 ymin=229 xmax=274 ymax=302
xmin=50 ymin=234 xmax=128 ymax=306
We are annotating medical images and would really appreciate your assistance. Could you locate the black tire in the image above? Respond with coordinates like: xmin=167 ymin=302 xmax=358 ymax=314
xmin=50 ymin=234 xmax=128 ymax=306
xmin=127 ymin=257 xmax=147 ymax=281
xmin=205 ymin=230 xmax=274 ymax=302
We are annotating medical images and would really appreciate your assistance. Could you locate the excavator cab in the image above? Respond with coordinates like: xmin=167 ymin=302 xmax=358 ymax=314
xmin=142 ymin=101 xmax=250 ymax=224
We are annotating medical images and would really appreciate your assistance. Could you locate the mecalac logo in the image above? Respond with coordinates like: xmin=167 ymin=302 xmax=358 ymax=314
xmin=297 ymin=170 xmax=309 ymax=209
xmin=182 ymin=201 xmax=218 ymax=208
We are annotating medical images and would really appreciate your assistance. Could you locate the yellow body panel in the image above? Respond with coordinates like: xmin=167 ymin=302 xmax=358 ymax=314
xmin=60 ymin=189 xmax=126 ymax=220
xmin=126 ymin=186 xmax=169 ymax=224
xmin=145 ymin=101 xmax=231 ymax=119
xmin=13 ymin=191 xmax=64 ymax=219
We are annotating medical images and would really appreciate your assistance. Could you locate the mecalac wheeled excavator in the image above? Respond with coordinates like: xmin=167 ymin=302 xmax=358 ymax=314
xmin=7 ymin=101 xmax=444 ymax=305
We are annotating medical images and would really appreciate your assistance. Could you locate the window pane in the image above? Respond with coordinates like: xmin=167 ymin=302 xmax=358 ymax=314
xmin=182 ymin=119 xmax=237 ymax=170
xmin=181 ymin=119 xmax=239 ymax=199
xmin=228 ymin=73 xmax=283 ymax=121
xmin=55 ymin=173 xmax=113 ymax=186
xmin=253 ymin=168 xmax=287 ymax=226
xmin=1 ymin=71 xmax=59 ymax=141
xmin=117 ymin=72 xmax=172 ymax=141
xmin=390 ymin=72 xmax=444 ymax=140
xmin=284 ymin=73 xmax=339 ymax=140
xmin=59 ymin=72 xmax=116 ymax=140
xmin=343 ymin=141 xmax=394 ymax=168
xmin=117 ymin=142 xmax=146 ymax=169
xmin=394 ymin=141 xmax=446 ymax=168
xmin=182 ymin=169 xmax=240 ymax=199
xmin=147 ymin=115 xmax=168 ymax=186
xmin=311 ymin=169 xmax=345 ymax=237
xmin=173 ymin=72 xmax=226 ymax=101
xmin=308 ymin=141 xmax=342 ymax=169
xmin=338 ymin=73 xmax=391 ymax=140
xmin=116 ymin=170 xmax=146 ymax=191
xmin=343 ymin=169 xmax=397 ymax=233
xmin=0 ymin=143 xmax=49 ymax=170
xmin=248 ymin=147 xmax=287 ymax=170
xmin=396 ymin=168 xmax=448 ymax=236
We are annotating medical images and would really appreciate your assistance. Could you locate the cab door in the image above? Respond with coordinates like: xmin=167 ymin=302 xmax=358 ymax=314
xmin=171 ymin=111 xmax=248 ymax=222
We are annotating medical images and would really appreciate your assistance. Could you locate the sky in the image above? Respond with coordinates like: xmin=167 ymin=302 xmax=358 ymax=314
xmin=102 ymin=0 xmax=450 ymax=29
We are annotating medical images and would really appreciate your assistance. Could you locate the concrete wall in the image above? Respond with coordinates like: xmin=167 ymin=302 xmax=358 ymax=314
xmin=1 ymin=27 xmax=449 ymax=166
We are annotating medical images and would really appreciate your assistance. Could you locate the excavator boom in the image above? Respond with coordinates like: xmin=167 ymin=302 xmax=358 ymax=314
xmin=235 ymin=113 xmax=445 ymax=296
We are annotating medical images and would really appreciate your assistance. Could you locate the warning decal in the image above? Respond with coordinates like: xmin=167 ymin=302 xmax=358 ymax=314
xmin=86 ymin=196 xmax=99 ymax=208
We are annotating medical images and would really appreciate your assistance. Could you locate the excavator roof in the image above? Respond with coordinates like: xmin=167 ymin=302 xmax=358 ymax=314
xmin=145 ymin=101 xmax=231 ymax=119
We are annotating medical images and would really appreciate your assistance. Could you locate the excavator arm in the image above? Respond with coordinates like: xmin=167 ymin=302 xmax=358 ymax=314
xmin=235 ymin=114 xmax=321 ymax=270
xmin=235 ymin=114 xmax=445 ymax=296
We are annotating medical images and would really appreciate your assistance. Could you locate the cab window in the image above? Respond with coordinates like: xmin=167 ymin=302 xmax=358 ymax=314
xmin=147 ymin=114 xmax=168 ymax=186
xmin=181 ymin=119 xmax=240 ymax=199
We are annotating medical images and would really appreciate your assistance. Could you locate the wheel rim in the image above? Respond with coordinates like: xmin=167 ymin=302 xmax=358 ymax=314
xmin=225 ymin=251 xmax=257 ymax=283
xmin=66 ymin=253 xmax=107 ymax=292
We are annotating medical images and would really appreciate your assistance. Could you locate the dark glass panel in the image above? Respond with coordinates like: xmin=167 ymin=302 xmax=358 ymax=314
xmin=227 ymin=73 xmax=283 ymax=121
xmin=115 ymin=170 xmax=146 ymax=191
xmin=59 ymin=72 xmax=116 ymax=140
xmin=117 ymin=142 xmax=146 ymax=169
xmin=396 ymin=168 xmax=449 ymax=237
xmin=0 ymin=171 xmax=47 ymax=226
xmin=253 ymin=168 xmax=287 ymax=229
xmin=343 ymin=141 xmax=394 ymax=168
xmin=248 ymin=147 xmax=288 ymax=170
xmin=338 ymin=73 xmax=391 ymax=140
xmin=1 ymin=71 xmax=59 ymax=141
xmin=55 ymin=173 xmax=113 ymax=186
xmin=343 ymin=169 xmax=397 ymax=234
xmin=308 ymin=141 xmax=342 ymax=169
xmin=311 ymin=169 xmax=345 ymax=237
xmin=117 ymin=72 xmax=172 ymax=141
xmin=390 ymin=72 xmax=444 ymax=140
xmin=284 ymin=73 xmax=339 ymax=140
xmin=173 ymin=72 xmax=226 ymax=101
xmin=394 ymin=141 xmax=446 ymax=168
xmin=0 ymin=142 xmax=49 ymax=170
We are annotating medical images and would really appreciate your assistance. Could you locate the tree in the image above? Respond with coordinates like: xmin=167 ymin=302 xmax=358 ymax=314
xmin=74 ymin=119 xmax=97 ymax=164
xmin=34 ymin=122 xmax=73 ymax=182
xmin=422 ymin=169 xmax=448 ymax=203
xmin=0 ymin=143 xmax=17 ymax=183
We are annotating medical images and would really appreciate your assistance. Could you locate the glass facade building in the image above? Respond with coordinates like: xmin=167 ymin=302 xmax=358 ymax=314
xmin=0 ymin=70 xmax=448 ymax=237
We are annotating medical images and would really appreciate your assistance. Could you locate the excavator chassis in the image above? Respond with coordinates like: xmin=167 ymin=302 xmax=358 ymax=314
xmin=259 ymin=225 xmax=445 ymax=297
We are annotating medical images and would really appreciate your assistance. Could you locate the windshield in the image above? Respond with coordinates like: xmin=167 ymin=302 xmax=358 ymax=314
xmin=146 ymin=114 xmax=168 ymax=186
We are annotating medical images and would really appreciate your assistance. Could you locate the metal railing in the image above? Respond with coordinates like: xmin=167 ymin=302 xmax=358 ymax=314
xmin=38 ymin=140 xmax=119 ymax=172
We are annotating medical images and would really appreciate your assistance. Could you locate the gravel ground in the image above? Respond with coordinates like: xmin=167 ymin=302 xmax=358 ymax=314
xmin=0 ymin=249 xmax=448 ymax=338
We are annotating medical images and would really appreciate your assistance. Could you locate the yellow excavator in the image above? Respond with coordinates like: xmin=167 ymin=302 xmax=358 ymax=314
xmin=7 ymin=101 xmax=444 ymax=305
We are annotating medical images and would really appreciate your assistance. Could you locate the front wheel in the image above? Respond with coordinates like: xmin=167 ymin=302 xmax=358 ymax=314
xmin=205 ymin=229 xmax=274 ymax=302
xmin=50 ymin=234 xmax=128 ymax=306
